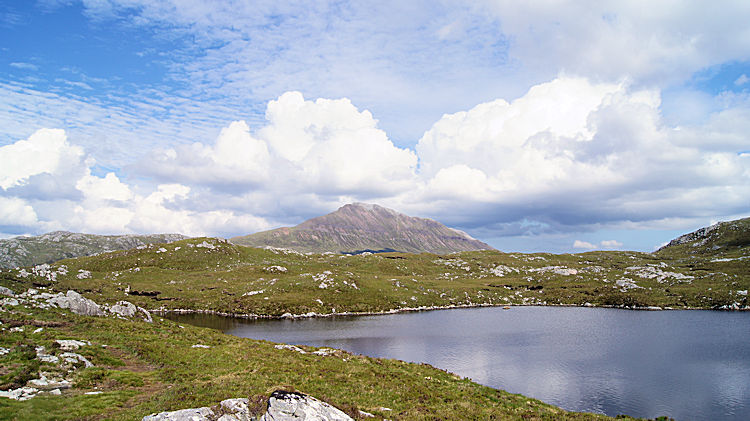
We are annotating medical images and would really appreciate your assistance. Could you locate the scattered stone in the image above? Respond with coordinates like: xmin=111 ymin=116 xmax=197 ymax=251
xmin=143 ymin=398 xmax=249 ymax=421
xmin=191 ymin=344 xmax=210 ymax=349
xmin=196 ymin=241 xmax=217 ymax=250
xmin=0 ymin=387 xmax=39 ymax=401
xmin=263 ymin=265 xmax=288 ymax=273
xmin=76 ymin=269 xmax=92 ymax=279
xmin=49 ymin=389 xmax=62 ymax=395
xmin=33 ymin=327 xmax=43 ymax=334
xmin=0 ymin=347 xmax=9 ymax=356
xmin=55 ymin=339 xmax=91 ymax=351
xmin=36 ymin=346 xmax=60 ymax=363
xmin=1 ymin=298 xmax=19 ymax=306
xmin=274 ymin=344 xmax=306 ymax=354
xmin=0 ymin=286 xmax=14 ymax=296
xmin=242 ymin=290 xmax=265 ymax=296
xmin=60 ymin=352 xmax=94 ymax=368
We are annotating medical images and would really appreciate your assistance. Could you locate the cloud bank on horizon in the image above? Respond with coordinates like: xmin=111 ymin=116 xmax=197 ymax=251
xmin=1 ymin=1 xmax=749 ymax=252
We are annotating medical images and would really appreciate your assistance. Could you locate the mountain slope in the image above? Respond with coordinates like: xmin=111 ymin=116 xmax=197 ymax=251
xmin=656 ymin=217 xmax=750 ymax=257
xmin=231 ymin=203 xmax=493 ymax=254
xmin=0 ymin=231 xmax=188 ymax=269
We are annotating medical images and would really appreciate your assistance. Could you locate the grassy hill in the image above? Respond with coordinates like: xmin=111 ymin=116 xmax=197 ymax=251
xmin=3 ymin=232 xmax=747 ymax=317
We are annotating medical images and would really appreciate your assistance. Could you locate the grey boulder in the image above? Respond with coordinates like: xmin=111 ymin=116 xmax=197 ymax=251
xmin=260 ymin=391 xmax=353 ymax=421
xmin=48 ymin=290 xmax=105 ymax=316
xmin=109 ymin=300 xmax=153 ymax=323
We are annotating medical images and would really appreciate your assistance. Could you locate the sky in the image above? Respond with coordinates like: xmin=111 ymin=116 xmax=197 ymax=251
xmin=1 ymin=0 xmax=749 ymax=253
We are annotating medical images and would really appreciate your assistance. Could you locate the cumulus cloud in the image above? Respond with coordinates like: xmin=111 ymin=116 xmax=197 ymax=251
xmin=0 ymin=128 xmax=85 ymax=190
xmin=145 ymin=91 xmax=417 ymax=197
xmin=0 ymin=129 xmax=272 ymax=237
xmin=412 ymin=76 xmax=750 ymax=233
xmin=736 ymin=74 xmax=749 ymax=86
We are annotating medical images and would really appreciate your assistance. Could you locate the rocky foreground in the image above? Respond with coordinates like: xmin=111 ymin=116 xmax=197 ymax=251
xmin=144 ymin=391 xmax=354 ymax=421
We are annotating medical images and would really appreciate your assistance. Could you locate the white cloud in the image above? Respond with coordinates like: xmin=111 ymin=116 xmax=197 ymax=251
xmin=147 ymin=91 xmax=417 ymax=196
xmin=573 ymin=240 xmax=596 ymax=249
xmin=412 ymin=76 xmax=750 ymax=231
xmin=735 ymin=74 xmax=750 ymax=86
xmin=76 ymin=171 xmax=133 ymax=202
xmin=0 ymin=129 xmax=85 ymax=190
xmin=0 ymin=197 xmax=39 ymax=227
xmin=600 ymin=240 xmax=623 ymax=248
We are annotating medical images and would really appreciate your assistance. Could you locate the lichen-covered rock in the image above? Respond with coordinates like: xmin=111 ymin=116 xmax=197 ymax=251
xmin=0 ymin=286 xmax=14 ymax=296
xmin=260 ymin=391 xmax=353 ymax=421
xmin=142 ymin=406 xmax=216 ymax=421
xmin=142 ymin=398 xmax=249 ymax=421
xmin=47 ymin=290 xmax=105 ymax=316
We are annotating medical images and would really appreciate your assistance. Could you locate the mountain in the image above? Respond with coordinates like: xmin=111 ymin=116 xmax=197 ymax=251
xmin=231 ymin=203 xmax=493 ymax=254
xmin=0 ymin=231 xmax=188 ymax=269
xmin=657 ymin=217 xmax=750 ymax=256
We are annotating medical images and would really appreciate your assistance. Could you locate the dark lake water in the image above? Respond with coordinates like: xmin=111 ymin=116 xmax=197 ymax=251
xmin=166 ymin=306 xmax=750 ymax=420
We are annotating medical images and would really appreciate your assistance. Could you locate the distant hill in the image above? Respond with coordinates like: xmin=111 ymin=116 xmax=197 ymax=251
xmin=231 ymin=203 xmax=493 ymax=254
xmin=0 ymin=231 xmax=188 ymax=269
xmin=657 ymin=217 xmax=750 ymax=256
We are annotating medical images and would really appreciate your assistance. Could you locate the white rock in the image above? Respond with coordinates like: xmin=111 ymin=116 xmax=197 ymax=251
xmin=0 ymin=286 xmax=14 ymax=296
xmin=60 ymin=352 xmax=94 ymax=368
xmin=1 ymin=298 xmax=19 ymax=306
xmin=191 ymin=344 xmax=210 ymax=349
xmin=0 ymin=386 xmax=38 ymax=401
xmin=55 ymin=339 xmax=90 ymax=351
xmin=48 ymin=290 xmax=105 ymax=316
xmin=260 ymin=391 xmax=353 ymax=421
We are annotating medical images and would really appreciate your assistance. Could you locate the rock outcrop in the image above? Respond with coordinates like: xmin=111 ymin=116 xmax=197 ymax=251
xmin=142 ymin=391 xmax=353 ymax=421
xmin=0 ymin=231 xmax=188 ymax=269
xmin=47 ymin=290 xmax=105 ymax=316
xmin=232 ymin=202 xmax=493 ymax=255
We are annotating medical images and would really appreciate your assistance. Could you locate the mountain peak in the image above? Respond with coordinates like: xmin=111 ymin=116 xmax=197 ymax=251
xmin=232 ymin=203 xmax=493 ymax=254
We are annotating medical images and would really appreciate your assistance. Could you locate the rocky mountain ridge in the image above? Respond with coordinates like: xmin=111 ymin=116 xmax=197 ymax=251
xmin=0 ymin=231 xmax=187 ymax=269
xmin=657 ymin=217 xmax=750 ymax=256
xmin=231 ymin=203 xmax=493 ymax=254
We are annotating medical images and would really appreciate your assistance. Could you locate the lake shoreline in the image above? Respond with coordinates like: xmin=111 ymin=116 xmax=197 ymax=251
xmin=152 ymin=300 xmax=749 ymax=321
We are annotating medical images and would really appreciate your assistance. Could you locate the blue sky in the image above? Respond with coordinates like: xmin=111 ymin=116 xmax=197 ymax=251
xmin=1 ymin=0 xmax=749 ymax=252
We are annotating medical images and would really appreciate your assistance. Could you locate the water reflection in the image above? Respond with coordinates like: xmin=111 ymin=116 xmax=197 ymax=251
xmin=165 ymin=307 xmax=750 ymax=421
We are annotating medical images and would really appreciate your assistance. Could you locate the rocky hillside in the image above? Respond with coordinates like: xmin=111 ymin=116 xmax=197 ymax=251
xmin=0 ymin=231 xmax=187 ymax=269
xmin=657 ymin=217 xmax=750 ymax=257
xmin=231 ymin=203 xmax=493 ymax=254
